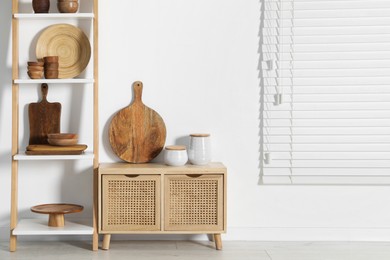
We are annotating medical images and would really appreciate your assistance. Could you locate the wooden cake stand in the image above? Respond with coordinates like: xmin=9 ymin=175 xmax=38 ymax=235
xmin=31 ymin=203 xmax=84 ymax=227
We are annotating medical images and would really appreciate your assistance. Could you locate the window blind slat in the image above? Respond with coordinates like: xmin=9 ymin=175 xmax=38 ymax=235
xmin=264 ymin=18 xmax=390 ymax=27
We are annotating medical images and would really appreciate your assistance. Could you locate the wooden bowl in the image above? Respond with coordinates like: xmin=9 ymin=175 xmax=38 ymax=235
xmin=28 ymin=61 xmax=44 ymax=66
xmin=48 ymin=133 xmax=78 ymax=139
xmin=33 ymin=0 xmax=50 ymax=13
xmin=48 ymin=138 xmax=78 ymax=146
xmin=57 ymin=1 xmax=79 ymax=13
xmin=43 ymin=56 xmax=59 ymax=63
xmin=27 ymin=70 xmax=43 ymax=79
xmin=28 ymin=65 xmax=44 ymax=71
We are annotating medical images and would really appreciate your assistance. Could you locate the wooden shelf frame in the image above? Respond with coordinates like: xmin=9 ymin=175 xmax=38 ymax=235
xmin=10 ymin=0 xmax=99 ymax=252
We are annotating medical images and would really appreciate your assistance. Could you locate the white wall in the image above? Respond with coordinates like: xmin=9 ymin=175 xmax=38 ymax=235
xmin=1 ymin=0 xmax=390 ymax=242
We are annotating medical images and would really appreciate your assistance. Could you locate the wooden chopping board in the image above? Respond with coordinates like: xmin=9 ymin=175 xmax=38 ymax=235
xmin=109 ymin=81 xmax=166 ymax=163
xmin=26 ymin=144 xmax=87 ymax=155
xmin=28 ymin=84 xmax=61 ymax=145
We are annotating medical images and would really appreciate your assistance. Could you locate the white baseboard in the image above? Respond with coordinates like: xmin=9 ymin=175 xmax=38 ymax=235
xmin=2 ymin=226 xmax=390 ymax=242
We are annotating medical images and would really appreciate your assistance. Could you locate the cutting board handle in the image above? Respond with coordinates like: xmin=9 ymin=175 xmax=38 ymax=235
xmin=41 ymin=83 xmax=48 ymax=101
xmin=133 ymin=81 xmax=143 ymax=103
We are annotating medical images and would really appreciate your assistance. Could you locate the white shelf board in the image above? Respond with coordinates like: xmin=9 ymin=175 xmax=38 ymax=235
xmin=14 ymin=13 xmax=94 ymax=19
xmin=14 ymin=151 xmax=94 ymax=161
xmin=14 ymin=79 xmax=94 ymax=84
xmin=13 ymin=219 xmax=93 ymax=236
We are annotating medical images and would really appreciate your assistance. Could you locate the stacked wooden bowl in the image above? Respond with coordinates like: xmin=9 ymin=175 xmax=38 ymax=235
xmin=44 ymin=56 xmax=59 ymax=79
xmin=48 ymin=133 xmax=78 ymax=146
xmin=57 ymin=0 xmax=79 ymax=13
xmin=27 ymin=61 xmax=44 ymax=79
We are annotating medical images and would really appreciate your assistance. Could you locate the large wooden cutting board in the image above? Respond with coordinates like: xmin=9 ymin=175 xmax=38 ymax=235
xmin=28 ymin=84 xmax=61 ymax=145
xmin=109 ymin=81 xmax=166 ymax=163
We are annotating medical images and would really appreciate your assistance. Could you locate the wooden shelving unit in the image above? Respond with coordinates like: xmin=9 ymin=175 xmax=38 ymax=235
xmin=10 ymin=0 xmax=99 ymax=252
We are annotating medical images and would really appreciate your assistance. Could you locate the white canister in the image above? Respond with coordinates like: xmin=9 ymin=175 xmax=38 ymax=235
xmin=164 ymin=145 xmax=188 ymax=166
xmin=188 ymin=133 xmax=211 ymax=165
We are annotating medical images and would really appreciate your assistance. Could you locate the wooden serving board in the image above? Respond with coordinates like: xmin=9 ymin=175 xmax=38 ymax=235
xmin=31 ymin=204 xmax=84 ymax=215
xmin=28 ymin=84 xmax=61 ymax=145
xmin=109 ymin=81 xmax=166 ymax=163
xmin=31 ymin=203 xmax=84 ymax=227
xmin=26 ymin=144 xmax=87 ymax=155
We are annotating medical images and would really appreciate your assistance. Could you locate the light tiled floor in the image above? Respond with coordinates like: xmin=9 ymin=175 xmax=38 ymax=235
xmin=1 ymin=240 xmax=390 ymax=260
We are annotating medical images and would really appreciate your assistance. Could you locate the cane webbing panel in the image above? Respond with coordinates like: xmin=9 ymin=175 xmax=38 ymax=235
xmin=164 ymin=175 xmax=223 ymax=231
xmin=102 ymin=175 xmax=160 ymax=231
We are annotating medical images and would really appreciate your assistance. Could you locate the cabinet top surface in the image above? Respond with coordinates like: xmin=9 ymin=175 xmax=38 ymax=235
xmin=99 ymin=162 xmax=226 ymax=174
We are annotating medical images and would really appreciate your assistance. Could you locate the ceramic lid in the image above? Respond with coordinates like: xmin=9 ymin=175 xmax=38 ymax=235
xmin=190 ymin=133 xmax=210 ymax=137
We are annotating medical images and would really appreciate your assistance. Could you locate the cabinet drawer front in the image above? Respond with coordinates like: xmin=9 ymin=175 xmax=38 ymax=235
xmin=164 ymin=174 xmax=224 ymax=231
xmin=102 ymin=174 xmax=161 ymax=231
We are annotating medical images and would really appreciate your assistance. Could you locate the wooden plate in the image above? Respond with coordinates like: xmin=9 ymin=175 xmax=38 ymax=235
xmin=36 ymin=24 xmax=91 ymax=79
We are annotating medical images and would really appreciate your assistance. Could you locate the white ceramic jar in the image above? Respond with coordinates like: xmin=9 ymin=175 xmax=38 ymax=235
xmin=188 ymin=133 xmax=211 ymax=165
xmin=164 ymin=145 xmax=188 ymax=166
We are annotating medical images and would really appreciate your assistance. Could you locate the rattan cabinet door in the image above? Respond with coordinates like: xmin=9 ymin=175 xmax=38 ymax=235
xmin=164 ymin=174 xmax=224 ymax=231
xmin=102 ymin=174 xmax=161 ymax=232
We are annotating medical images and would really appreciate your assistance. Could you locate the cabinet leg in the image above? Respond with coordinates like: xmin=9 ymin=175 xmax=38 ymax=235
xmin=10 ymin=234 xmax=17 ymax=252
xmin=214 ymin=234 xmax=222 ymax=250
xmin=207 ymin=234 xmax=215 ymax=242
xmin=102 ymin=234 xmax=111 ymax=250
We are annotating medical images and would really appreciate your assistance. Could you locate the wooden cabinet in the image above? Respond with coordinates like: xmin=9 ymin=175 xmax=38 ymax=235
xmin=10 ymin=0 xmax=99 ymax=252
xmin=98 ymin=162 xmax=227 ymax=250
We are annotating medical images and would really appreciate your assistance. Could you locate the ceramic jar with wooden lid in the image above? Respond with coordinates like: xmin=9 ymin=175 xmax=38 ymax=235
xmin=188 ymin=133 xmax=211 ymax=165
xmin=164 ymin=145 xmax=188 ymax=166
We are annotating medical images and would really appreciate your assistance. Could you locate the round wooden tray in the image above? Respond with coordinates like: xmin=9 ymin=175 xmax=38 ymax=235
xmin=31 ymin=203 xmax=83 ymax=227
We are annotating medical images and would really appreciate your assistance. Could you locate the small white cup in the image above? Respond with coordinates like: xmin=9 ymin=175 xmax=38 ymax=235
xmin=164 ymin=146 xmax=188 ymax=166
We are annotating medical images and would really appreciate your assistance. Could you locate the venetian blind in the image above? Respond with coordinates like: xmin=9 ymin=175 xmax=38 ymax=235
xmin=260 ymin=0 xmax=390 ymax=184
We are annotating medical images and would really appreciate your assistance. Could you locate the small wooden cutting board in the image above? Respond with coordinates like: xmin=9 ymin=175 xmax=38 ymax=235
xmin=28 ymin=84 xmax=61 ymax=145
xmin=26 ymin=144 xmax=87 ymax=155
xmin=109 ymin=81 xmax=166 ymax=163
